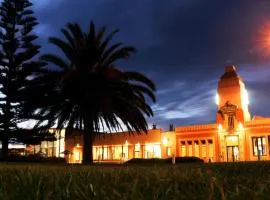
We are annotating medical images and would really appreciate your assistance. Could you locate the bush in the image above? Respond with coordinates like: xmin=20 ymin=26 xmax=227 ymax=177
xmin=0 ymin=154 xmax=66 ymax=163
xmin=125 ymin=157 xmax=204 ymax=165
xmin=125 ymin=158 xmax=164 ymax=164
xmin=167 ymin=156 xmax=204 ymax=163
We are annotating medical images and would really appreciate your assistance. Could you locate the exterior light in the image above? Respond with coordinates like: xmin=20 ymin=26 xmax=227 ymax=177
xmin=238 ymin=122 xmax=244 ymax=130
xmin=125 ymin=140 xmax=128 ymax=145
xmin=243 ymin=89 xmax=249 ymax=106
xmin=76 ymin=143 xmax=80 ymax=148
xmin=162 ymin=137 xmax=169 ymax=145
xmin=218 ymin=124 xmax=223 ymax=131
xmin=215 ymin=93 xmax=220 ymax=105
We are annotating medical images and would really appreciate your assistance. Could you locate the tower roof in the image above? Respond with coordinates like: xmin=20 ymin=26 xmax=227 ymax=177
xmin=220 ymin=65 xmax=241 ymax=79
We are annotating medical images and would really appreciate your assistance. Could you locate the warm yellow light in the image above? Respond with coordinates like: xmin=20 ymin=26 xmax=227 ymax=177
xmin=227 ymin=136 xmax=238 ymax=142
xmin=215 ymin=93 xmax=219 ymax=105
xmin=76 ymin=143 xmax=80 ymax=147
xmin=125 ymin=140 xmax=128 ymax=145
xmin=218 ymin=124 xmax=223 ymax=131
xmin=162 ymin=137 xmax=169 ymax=145
xmin=243 ymin=89 xmax=249 ymax=106
xmin=238 ymin=122 xmax=244 ymax=130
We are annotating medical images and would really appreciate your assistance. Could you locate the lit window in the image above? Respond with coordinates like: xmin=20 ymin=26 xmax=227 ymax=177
xmin=252 ymin=137 xmax=266 ymax=156
xmin=123 ymin=146 xmax=128 ymax=159
xmin=103 ymin=147 xmax=108 ymax=160
xmin=134 ymin=143 xmax=140 ymax=158
xmin=180 ymin=141 xmax=186 ymax=157
xmin=111 ymin=146 xmax=126 ymax=160
xmin=187 ymin=141 xmax=192 ymax=156
xmin=144 ymin=143 xmax=161 ymax=158
xmin=166 ymin=147 xmax=171 ymax=156
xmin=208 ymin=139 xmax=214 ymax=158
xmin=194 ymin=140 xmax=199 ymax=157
xmin=201 ymin=140 xmax=207 ymax=158
xmin=74 ymin=151 xmax=80 ymax=161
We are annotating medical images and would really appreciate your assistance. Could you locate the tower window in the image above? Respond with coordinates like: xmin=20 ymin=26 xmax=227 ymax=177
xmin=228 ymin=115 xmax=234 ymax=129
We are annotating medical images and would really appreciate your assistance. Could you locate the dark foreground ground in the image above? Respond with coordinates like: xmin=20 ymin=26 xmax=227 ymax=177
xmin=0 ymin=162 xmax=269 ymax=200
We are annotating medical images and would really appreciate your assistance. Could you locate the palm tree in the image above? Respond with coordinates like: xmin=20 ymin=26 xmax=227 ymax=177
xmin=30 ymin=22 xmax=156 ymax=164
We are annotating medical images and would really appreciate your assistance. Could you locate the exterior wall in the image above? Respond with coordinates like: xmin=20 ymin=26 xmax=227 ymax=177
xmin=245 ymin=119 xmax=270 ymax=161
xmin=161 ymin=131 xmax=176 ymax=158
xmin=28 ymin=118 xmax=270 ymax=164
xmin=216 ymin=124 xmax=246 ymax=162
xmin=175 ymin=124 xmax=217 ymax=162
xmin=65 ymin=129 xmax=172 ymax=163
xmin=62 ymin=119 xmax=270 ymax=164
xmin=26 ymin=129 xmax=65 ymax=158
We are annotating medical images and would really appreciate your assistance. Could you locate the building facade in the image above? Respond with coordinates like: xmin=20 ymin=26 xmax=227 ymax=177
xmin=31 ymin=65 xmax=270 ymax=163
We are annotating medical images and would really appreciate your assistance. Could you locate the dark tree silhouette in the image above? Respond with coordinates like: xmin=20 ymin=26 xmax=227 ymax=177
xmin=31 ymin=22 xmax=156 ymax=164
xmin=0 ymin=0 xmax=54 ymax=158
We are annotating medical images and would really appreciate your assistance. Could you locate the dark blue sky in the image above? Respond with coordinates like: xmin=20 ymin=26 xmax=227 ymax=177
xmin=30 ymin=0 xmax=270 ymax=130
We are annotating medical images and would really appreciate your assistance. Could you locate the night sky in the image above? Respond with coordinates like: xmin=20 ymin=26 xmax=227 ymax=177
xmin=30 ymin=0 xmax=270 ymax=131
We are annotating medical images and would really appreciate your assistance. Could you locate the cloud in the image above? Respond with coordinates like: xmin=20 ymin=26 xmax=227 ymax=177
xmin=32 ymin=0 xmax=64 ymax=10
xmin=150 ymin=79 xmax=217 ymax=128
xmin=34 ymin=24 xmax=53 ymax=38
xmin=24 ymin=0 xmax=270 ymax=130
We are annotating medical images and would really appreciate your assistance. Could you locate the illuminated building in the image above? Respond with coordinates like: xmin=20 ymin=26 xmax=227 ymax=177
xmin=31 ymin=65 xmax=270 ymax=163
xmin=29 ymin=130 xmax=65 ymax=158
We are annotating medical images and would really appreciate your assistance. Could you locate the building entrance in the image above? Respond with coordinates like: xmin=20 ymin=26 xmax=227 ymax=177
xmin=226 ymin=146 xmax=239 ymax=162
xmin=225 ymin=135 xmax=239 ymax=162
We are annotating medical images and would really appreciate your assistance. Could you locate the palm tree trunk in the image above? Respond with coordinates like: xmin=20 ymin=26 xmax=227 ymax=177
xmin=82 ymin=124 xmax=94 ymax=164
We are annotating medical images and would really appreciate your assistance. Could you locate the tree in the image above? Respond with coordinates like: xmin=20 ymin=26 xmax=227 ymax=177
xmin=0 ymin=0 xmax=53 ymax=158
xmin=31 ymin=22 xmax=156 ymax=164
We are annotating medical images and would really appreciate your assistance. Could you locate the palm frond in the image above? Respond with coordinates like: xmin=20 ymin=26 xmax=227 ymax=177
xmin=40 ymin=54 xmax=69 ymax=70
xmin=48 ymin=37 xmax=73 ymax=62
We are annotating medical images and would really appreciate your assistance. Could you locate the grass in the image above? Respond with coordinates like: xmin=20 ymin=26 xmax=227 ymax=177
xmin=0 ymin=162 xmax=270 ymax=199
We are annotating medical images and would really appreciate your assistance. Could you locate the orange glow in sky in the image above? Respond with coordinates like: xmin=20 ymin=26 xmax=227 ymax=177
xmin=257 ymin=22 xmax=270 ymax=56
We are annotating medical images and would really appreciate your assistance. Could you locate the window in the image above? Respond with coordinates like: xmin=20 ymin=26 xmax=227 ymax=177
xmin=144 ymin=144 xmax=161 ymax=158
xmin=111 ymin=146 xmax=122 ymax=160
xmin=93 ymin=146 xmax=103 ymax=160
xmin=74 ymin=151 xmax=80 ymax=162
xmin=166 ymin=147 xmax=171 ymax=156
xmin=194 ymin=140 xmax=199 ymax=157
xmin=201 ymin=140 xmax=207 ymax=158
xmin=252 ymin=137 xmax=266 ymax=156
xmin=208 ymin=139 xmax=214 ymax=158
xmin=228 ymin=115 xmax=234 ymax=129
xmin=187 ymin=141 xmax=192 ymax=156
xmin=134 ymin=143 xmax=140 ymax=158
xmin=180 ymin=141 xmax=186 ymax=156
xmin=122 ymin=146 xmax=129 ymax=159
xmin=103 ymin=147 xmax=108 ymax=160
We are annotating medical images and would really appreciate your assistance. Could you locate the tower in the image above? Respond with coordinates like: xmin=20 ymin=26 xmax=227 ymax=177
xmin=216 ymin=65 xmax=250 ymax=162
xmin=216 ymin=65 xmax=251 ymax=129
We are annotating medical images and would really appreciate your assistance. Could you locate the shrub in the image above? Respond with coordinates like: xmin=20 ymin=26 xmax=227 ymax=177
xmin=125 ymin=157 xmax=204 ymax=165
xmin=167 ymin=156 xmax=204 ymax=163
xmin=0 ymin=154 xmax=66 ymax=163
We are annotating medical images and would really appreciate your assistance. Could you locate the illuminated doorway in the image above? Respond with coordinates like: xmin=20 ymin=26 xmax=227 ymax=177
xmin=226 ymin=135 xmax=239 ymax=162
xmin=226 ymin=146 xmax=239 ymax=162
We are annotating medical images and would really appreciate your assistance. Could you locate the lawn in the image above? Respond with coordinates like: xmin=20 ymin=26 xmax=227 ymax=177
xmin=0 ymin=162 xmax=270 ymax=199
